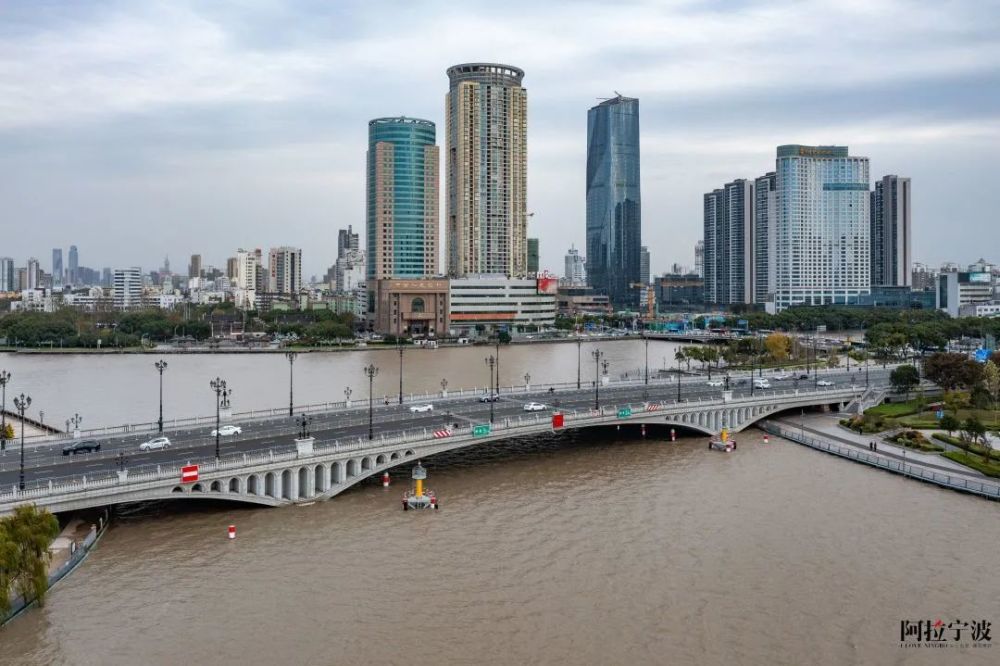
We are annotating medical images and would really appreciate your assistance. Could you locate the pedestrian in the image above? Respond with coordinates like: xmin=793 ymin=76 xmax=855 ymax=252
xmin=873 ymin=441 xmax=877 ymax=452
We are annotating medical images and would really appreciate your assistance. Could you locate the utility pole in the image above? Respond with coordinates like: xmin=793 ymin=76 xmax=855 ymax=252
xmin=285 ymin=351 xmax=298 ymax=417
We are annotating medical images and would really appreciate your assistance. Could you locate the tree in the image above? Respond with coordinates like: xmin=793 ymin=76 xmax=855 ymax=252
xmin=826 ymin=353 xmax=841 ymax=369
xmin=923 ymin=353 xmax=984 ymax=390
xmin=939 ymin=413 xmax=960 ymax=437
xmin=961 ymin=416 xmax=987 ymax=450
xmin=0 ymin=504 xmax=60 ymax=614
xmin=764 ymin=333 xmax=791 ymax=362
xmin=981 ymin=360 xmax=1000 ymax=425
xmin=890 ymin=365 xmax=920 ymax=399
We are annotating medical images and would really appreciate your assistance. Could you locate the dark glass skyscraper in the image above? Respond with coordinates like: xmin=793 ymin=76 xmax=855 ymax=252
xmin=586 ymin=95 xmax=641 ymax=307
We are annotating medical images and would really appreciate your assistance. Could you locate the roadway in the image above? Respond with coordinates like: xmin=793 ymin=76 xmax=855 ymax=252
xmin=0 ymin=367 xmax=893 ymax=488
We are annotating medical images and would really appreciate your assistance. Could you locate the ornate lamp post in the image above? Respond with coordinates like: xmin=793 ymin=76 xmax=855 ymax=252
xmin=440 ymin=378 xmax=448 ymax=397
xmin=154 ymin=359 xmax=167 ymax=433
xmin=677 ymin=357 xmax=682 ymax=402
xmin=644 ymin=336 xmax=649 ymax=386
xmin=210 ymin=378 xmax=231 ymax=460
xmin=344 ymin=386 xmax=352 ymax=407
xmin=397 ymin=343 xmax=405 ymax=405
xmin=285 ymin=351 xmax=298 ymax=417
xmin=67 ymin=413 xmax=83 ymax=438
xmin=524 ymin=373 xmax=531 ymax=392
xmin=576 ymin=337 xmax=582 ymax=390
xmin=14 ymin=393 xmax=31 ymax=490
xmin=592 ymin=349 xmax=604 ymax=409
xmin=364 ymin=363 xmax=378 ymax=440
xmin=0 ymin=369 xmax=10 ymax=453
xmin=485 ymin=355 xmax=496 ymax=423
xmin=295 ymin=413 xmax=313 ymax=439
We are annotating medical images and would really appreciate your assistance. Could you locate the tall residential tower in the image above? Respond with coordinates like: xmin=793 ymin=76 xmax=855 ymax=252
xmin=870 ymin=175 xmax=911 ymax=287
xmin=586 ymin=94 xmax=641 ymax=307
xmin=445 ymin=63 xmax=528 ymax=277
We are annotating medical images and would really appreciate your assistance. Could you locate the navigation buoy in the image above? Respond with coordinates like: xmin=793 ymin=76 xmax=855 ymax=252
xmin=228 ymin=525 xmax=236 ymax=540
xmin=641 ymin=424 xmax=647 ymax=438
xmin=763 ymin=434 xmax=769 ymax=444
xmin=670 ymin=428 xmax=676 ymax=442
xmin=430 ymin=496 xmax=438 ymax=510
xmin=382 ymin=471 xmax=390 ymax=488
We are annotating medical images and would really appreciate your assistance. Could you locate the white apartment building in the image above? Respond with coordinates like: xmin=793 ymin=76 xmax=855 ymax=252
xmin=449 ymin=275 xmax=555 ymax=333
xmin=564 ymin=246 xmax=586 ymax=286
xmin=773 ymin=145 xmax=870 ymax=312
xmin=269 ymin=246 xmax=302 ymax=295
xmin=113 ymin=268 xmax=143 ymax=310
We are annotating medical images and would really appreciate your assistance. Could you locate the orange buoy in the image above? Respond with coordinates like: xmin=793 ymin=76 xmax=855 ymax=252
xmin=382 ymin=471 xmax=390 ymax=487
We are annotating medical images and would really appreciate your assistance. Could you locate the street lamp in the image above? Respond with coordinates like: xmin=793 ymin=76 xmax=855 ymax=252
xmin=344 ymin=386 xmax=352 ymax=406
xmin=209 ymin=377 xmax=231 ymax=460
xmin=154 ymin=359 xmax=167 ymax=433
xmin=485 ymin=355 xmax=496 ymax=423
xmin=14 ymin=393 xmax=31 ymax=491
xmin=0 ymin=369 xmax=9 ymax=453
xmin=397 ymin=343 xmax=404 ymax=405
xmin=592 ymin=349 xmax=604 ymax=409
xmin=285 ymin=351 xmax=298 ymax=417
xmin=68 ymin=413 xmax=82 ymax=437
xmin=495 ymin=342 xmax=501 ymax=395
xmin=115 ymin=450 xmax=128 ymax=473
xmin=677 ymin=357 xmax=683 ymax=402
xmin=364 ymin=363 xmax=378 ymax=440
xmin=576 ymin=338 xmax=582 ymax=390
xmin=644 ymin=336 xmax=649 ymax=385
xmin=295 ymin=413 xmax=313 ymax=439
xmin=440 ymin=378 xmax=448 ymax=397
xmin=524 ymin=373 xmax=531 ymax=391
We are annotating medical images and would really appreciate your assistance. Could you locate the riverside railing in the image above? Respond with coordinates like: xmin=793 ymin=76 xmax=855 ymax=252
xmin=760 ymin=422 xmax=1000 ymax=501
xmin=0 ymin=387 xmax=862 ymax=507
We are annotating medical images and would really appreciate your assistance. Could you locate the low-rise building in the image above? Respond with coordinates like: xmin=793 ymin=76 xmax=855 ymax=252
xmin=958 ymin=302 xmax=1000 ymax=318
xmin=654 ymin=274 xmax=704 ymax=310
xmin=556 ymin=286 xmax=611 ymax=317
xmin=374 ymin=278 xmax=449 ymax=337
xmin=937 ymin=271 xmax=993 ymax=317
xmin=449 ymin=276 xmax=556 ymax=333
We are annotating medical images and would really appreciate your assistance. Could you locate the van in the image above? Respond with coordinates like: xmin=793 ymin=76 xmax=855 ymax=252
xmin=753 ymin=378 xmax=771 ymax=389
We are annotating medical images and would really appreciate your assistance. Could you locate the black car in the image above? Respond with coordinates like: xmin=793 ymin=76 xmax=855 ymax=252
xmin=62 ymin=440 xmax=101 ymax=455
xmin=798 ymin=373 xmax=809 ymax=380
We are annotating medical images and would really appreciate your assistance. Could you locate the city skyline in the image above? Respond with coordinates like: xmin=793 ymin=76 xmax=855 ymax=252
xmin=1 ymin=1 xmax=998 ymax=277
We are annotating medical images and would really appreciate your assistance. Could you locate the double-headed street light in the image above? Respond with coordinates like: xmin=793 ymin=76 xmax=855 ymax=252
xmin=344 ymin=386 xmax=352 ymax=406
xmin=524 ymin=373 xmax=531 ymax=391
xmin=154 ymin=359 xmax=168 ymax=433
xmin=67 ymin=413 xmax=83 ymax=436
xmin=0 ymin=369 xmax=11 ymax=453
xmin=485 ymin=355 xmax=497 ymax=423
xmin=285 ymin=351 xmax=298 ymax=417
xmin=364 ymin=363 xmax=379 ymax=440
xmin=592 ymin=349 xmax=604 ymax=409
xmin=397 ymin=343 xmax=405 ymax=405
xmin=576 ymin=337 xmax=582 ymax=390
xmin=14 ymin=393 xmax=31 ymax=490
xmin=210 ymin=377 xmax=232 ymax=460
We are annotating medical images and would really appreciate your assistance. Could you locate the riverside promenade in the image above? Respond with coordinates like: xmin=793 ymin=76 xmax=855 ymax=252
xmin=764 ymin=413 xmax=1000 ymax=500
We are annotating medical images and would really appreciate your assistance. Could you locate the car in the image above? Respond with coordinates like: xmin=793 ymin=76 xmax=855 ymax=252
xmin=409 ymin=404 xmax=434 ymax=413
xmin=798 ymin=373 xmax=809 ymax=380
xmin=62 ymin=439 xmax=101 ymax=456
xmin=706 ymin=380 xmax=723 ymax=387
xmin=523 ymin=402 xmax=547 ymax=412
xmin=753 ymin=379 xmax=771 ymax=389
xmin=139 ymin=436 xmax=171 ymax=451
xmin=478 ymin=393 xmax=500 ymax=403
xmin=816 ymin=379 xmax=834 ymax=387
xmin=772 ymin=373 xmax=792 ymax=381
xmin=211 ymin=425 xmax=242 ymax=436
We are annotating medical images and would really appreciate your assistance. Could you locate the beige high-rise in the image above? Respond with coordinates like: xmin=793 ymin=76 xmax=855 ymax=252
xmin=446 ymin=63 xmax=527 ymax=278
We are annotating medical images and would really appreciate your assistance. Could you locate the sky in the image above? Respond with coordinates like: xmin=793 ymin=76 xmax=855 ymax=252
xmin=1 ymin=0 xmax=999 ymax=280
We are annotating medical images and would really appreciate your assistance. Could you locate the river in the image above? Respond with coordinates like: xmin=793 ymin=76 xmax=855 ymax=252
xmin=0 ymin=426 xmax=997 ymax=665
xmin=0 ymin=339 xmax=681 ymax=428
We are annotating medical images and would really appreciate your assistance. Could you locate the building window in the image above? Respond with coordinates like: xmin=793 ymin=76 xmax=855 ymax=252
xmin=411 ymin=297 xmax=425 ymax=313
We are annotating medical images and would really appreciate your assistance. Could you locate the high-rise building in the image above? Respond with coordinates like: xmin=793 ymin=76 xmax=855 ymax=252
xmin=774 ymin=145 xmax=870 ymax=311
xmin=640 ymin=246 xmax=650 ymax=285
xmin=586 ymin=94 xmax=641 ymax=306
xmin=446 ymin=63 xmax=528 ymax=277
xmin=703 ymin=179 xmax=752 ymax=306
xmin=226 ymin=257 xmax=238 ymax=279
xmin=870 ymin=175 xmax=912 ymax=287
xmin=694 ymin=240 xmax=704 ymax=278
xmin=564 ymin=245 xmax=587 ymax=286
xmin=52 ymin=249 xmax=63 ymax=288
xmin=911 ymin=262 xmax=936 ymax=291
xmin=68 ymin=245 xmax=79 ymax=285
xmin=753 ymin=172 xmax=776 ymax=304
xmin=189 ymin=254 xmax=203 ymax=279
xmin=101 ymin=267 xmax=112 ymax=288
xmin=366 ymin=117 xmax=439 ymax=285
xmin=0 ymin=257 xmax=14 ymax=292
xmin=268 ymin=246 xmax=302 ymax=295
xmin=25 ymin=258 xmax=40 ymax=290
xmin=527 ymin=238 xmax=540 ymax=275
xmin=113 ymin=267 xmax=143 ymax=310
xmin=338 ymin=225 xmax=360 ymax=259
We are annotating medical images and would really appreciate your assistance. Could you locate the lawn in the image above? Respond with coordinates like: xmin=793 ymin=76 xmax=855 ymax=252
xmin=898 ymin=408 xmax=1000 ymax=430
xmin=866 ymin=401 xmax=923 ymax=417
xmin=942 ymin=451 xmax=1000 ymax=478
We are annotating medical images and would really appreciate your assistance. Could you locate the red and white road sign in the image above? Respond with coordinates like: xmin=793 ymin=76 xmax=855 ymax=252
xmin=433 ymin=429 xmax=453 ymax=439
xmin=181 ymin=464 xmax=199 ymax=483
xmin=644 ymin=403 xmax=662 ymax=412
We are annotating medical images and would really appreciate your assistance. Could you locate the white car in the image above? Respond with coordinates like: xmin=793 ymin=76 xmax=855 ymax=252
xmin=816 ymin=379 xmax=834 ymax=387
xmin=212 ymin=425 xmax=242 ymax=436
xmin=409 ymin=404 xmax=434 ymax=413
xmin=523 ymin=402 xmax=547 ymax=412
xmin=706 ymin=380 xmax=723 ymax=387
xmin=772 ymin=373 xmax=792 ymax=381
xmin=139 ymin=436 xmax=171 ymax=451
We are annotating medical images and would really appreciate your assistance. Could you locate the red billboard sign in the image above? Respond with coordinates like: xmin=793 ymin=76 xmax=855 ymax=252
xmin=537 ymin=277 xmax=558 ymax=295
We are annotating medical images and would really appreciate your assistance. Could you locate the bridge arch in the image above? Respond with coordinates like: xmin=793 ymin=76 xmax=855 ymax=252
xmin=210 ymin=480 xmax=222 ymax=493
xmin=229 ymin=477 xmax=241 ymax=494
xmin=191 ymin=483 xmax=204 ymax=493
xmin=347 ymin=459 xmax=358 ymax=478
xmin=314 ymin=464 xmax=326 ymax=494
xmin=247 ymin=474 xmax=259 ymax=496
xmin=265 ymin=472 xmax=276 ymax=498
xmin=298 ymin=467 xmax=309 ymax=499
xmin=361 ymin=457 xmax=373 ymax=472
xmin=281 ymin=470 xmax=293 ymax=500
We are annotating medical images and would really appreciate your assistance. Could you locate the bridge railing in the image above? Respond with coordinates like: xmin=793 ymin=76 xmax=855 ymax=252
xmin=0 ymin=386 xmax=862 ymax=508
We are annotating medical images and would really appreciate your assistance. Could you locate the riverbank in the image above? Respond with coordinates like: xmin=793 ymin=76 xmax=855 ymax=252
xmin=1 ymin=508 xmax=110 ymax=626
xmin=763 ymin=414 xmax=1000 ymax=500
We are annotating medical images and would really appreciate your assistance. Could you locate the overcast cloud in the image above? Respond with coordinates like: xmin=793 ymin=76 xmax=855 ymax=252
xmin=1 ymin=0 xmax=999 ymax=278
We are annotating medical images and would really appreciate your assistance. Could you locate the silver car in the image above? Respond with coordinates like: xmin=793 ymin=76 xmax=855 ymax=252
xmin=139 ymin=436 xmax=171 ymax=451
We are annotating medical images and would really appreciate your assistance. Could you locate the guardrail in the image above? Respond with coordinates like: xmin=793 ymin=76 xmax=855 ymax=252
xmin=0 ymin=387 xmax=860 ymax=508
xmin=760 ymin=422 xmax=1000 ymax=501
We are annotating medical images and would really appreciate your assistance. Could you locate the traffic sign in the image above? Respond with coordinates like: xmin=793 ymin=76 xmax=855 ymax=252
xmin=473 ymin=424 xmax=491 ymax=437
xmin=181 ymin=465 xmax=199 ymax=484
xmin=816 ymin=325 xmax=827 ymax=333
xmin=552 ymin=413 xmax=564 ymax=429
xmin=617 ymin=408 xmax=632 ymax=419
xmin=936 ymin=409 xmax=944 ymax=421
